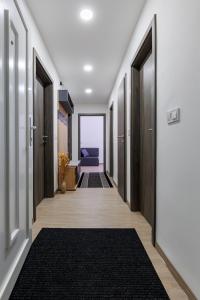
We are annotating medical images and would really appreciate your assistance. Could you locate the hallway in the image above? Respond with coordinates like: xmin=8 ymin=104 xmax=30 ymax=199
xmin=1 ymin=0 xmax=200 ymax=298
xmin=33 ymin=188 xmax=187 ymax=300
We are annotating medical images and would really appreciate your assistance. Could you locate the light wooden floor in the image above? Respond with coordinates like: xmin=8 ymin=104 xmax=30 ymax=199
xmin=33 ymin=187 xmax=188 ymax=300
xmin=80 ymin=164 xmax=104 ymax=173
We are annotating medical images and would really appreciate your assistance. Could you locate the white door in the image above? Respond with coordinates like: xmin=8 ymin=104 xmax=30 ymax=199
xmin=0 ymin=1 xmax=31 ymax=299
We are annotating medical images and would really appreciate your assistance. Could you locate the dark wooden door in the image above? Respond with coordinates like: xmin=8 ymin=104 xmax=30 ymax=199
xmin=34 ymin=78 xmax=45 ymax=207
xmin=109 ymin=105 xmax=113 ymax=177
xmin=140 ymin=53 xmax=154 ymax=225
xmin=118 ymin=78 xmax=126 ymax=201
xmin=68 ymin=114 xmax=72 ymax=160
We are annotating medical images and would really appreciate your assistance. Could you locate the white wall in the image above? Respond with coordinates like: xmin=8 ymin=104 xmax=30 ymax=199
xmin=17 ymin=0 xmax=60 ymax=192
xmin=72 ymin=104 xmax=108 ymax=163
xmin=108 ymin=0 xmax=200 ymax=298
xmin=80 ymin=116 xmax=104 ymax=164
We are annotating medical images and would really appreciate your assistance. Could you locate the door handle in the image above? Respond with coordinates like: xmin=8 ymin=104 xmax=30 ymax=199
xmin=118 ymin=135 xmax=125 ymax=138
xmin=43 ymin=135 xmax=48 ymax=144
xmin=29 ymin=116 xmax=37 ymax=147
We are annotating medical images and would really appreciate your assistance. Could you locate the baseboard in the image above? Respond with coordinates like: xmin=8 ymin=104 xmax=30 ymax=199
xmin=126 ymin=200 xmax=132 ymax=211
xmin=155 ymin=243 xmax=197 ymax=300
xmin=106 ymin=171 xmax=114 ymax=178
xmin=106 ymin=175 xmax=131 ymax=210
xmin=105 ymin=171 xmax=117 ymax=188
xmin=112 ymin=179 xmax=118 ymax=188
xmin=106 ymin=171 xmax=111 ymax=177
xmin=0 ymin=238 xmax=31 ymax=300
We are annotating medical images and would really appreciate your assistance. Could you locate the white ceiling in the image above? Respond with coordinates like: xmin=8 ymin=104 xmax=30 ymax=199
xmin=26 ymin=0 xmax=146 ymax=104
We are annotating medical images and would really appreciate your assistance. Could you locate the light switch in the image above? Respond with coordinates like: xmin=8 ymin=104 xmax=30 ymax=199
xmin=167 ymin=108 xmax=180 ymax=124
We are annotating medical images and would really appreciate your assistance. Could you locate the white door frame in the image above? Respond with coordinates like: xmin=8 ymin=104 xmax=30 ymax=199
xmin=0 ymin=1 xmax=32 ymax=299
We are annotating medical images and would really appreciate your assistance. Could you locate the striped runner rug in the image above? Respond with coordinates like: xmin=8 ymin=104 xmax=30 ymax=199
xmin=78 ymin=172 xmax=113 ymax=188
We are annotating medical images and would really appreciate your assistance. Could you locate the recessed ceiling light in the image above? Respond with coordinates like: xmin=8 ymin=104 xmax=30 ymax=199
xmin=80 ymin=9 xmax=94 ymax=22
xmin=83 ymin=64 xmax=93 ymax=72
xmin=85 ymin=88 xmax=93 ymax=94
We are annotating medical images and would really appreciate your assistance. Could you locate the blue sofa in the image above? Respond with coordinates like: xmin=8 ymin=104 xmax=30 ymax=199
xmin=80 ymin=148 xmax=99 ymax=166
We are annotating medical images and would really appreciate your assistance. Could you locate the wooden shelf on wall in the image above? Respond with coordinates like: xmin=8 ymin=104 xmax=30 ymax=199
xmin=58 ymin=90 xmax=74 ymax=114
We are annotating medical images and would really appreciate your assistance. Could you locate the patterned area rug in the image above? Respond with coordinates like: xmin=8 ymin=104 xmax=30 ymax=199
xmin=78 ymin=172 xmax=113 ymax=188
xmin=10 ymin=229 xmax=169 ymax=299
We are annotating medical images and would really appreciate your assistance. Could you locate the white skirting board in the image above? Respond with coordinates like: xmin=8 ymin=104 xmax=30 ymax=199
xmin=0 ymin=237 xmax=31 ymax=300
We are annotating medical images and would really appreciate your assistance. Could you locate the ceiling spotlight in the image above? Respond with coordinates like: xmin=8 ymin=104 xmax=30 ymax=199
xmin=80 ymin=9 xmax=94 ymax=22
xmin=85 ymin=88 xmax=93 ymax=94
xmin=84 ymin=64 xmax=93 ymax=72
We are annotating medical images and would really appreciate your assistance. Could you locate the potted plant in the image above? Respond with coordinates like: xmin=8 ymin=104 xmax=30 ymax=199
xmin=58 ymin=153 xmax=70 ymax=193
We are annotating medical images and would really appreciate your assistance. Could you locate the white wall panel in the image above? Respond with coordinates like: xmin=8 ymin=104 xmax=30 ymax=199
xmin=0 ymin=1 xmax=31 ymax=298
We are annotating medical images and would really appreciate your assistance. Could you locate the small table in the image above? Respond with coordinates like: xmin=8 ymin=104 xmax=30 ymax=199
xmin=65 ymin=161 xmax=80 ymax=191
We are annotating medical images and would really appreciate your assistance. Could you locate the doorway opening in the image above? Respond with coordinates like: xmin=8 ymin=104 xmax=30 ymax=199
xmin=33 ymin=49 xmax=54 ymax=221
xmin=130 ymin=16 xmax=157 ymax=245
xmin=78 ymin=114 xmax=106 ymax=174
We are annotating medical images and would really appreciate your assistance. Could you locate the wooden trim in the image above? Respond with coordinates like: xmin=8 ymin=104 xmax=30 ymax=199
xmin=124 ymin=74 xmax=127 ymax=202
xmin=68 ymin=114 xmax=72 ymax=160
xmin=104 ymin=115 xmax=106 ymax=171
xmin=117 ymin=75 xmax=127 ymax=202
xmin=126 ymin=199 xmax=132 ymax=210
xmin=33 ymin=49 xmax=53 ymax=84
xmin=130 ymin=67 xmax=140 ymax=212
xmin=33 ymin=49 xmax=54 ymax=222
xmin=44 ymin=84 xmax=54 ymax=197
xmin=78 ymin=114 xmax=80 ymax=160
xmin=156 ymin=243 xmax=197 ymax=300
xmin=105 ymin=170 xmax=116 ymax=186
xmin=152 ymin=15 xmax=157 ymax=246
xmin=112 ymin=178 xmax=118 ymax=188
xmin=130 ymin=15 xmax=157 ymax=245
xmin=78 ymin=113 xmax=106 ymax=171
xmin=109 ymin=103 xmax=114 ymax=177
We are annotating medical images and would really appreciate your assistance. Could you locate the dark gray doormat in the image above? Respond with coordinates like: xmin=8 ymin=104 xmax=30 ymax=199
xmin=78 ymin=172 xmax=113 ymax=188
xmin=10 ymin=228 xmax=169 ymax=300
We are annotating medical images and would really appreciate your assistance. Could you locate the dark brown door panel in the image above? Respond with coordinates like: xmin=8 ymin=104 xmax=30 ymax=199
xmin=118 ymin=76 xmax=127 ymax=201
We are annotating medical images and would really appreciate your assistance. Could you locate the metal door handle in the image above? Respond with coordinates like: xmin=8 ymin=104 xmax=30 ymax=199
xmin=118 ymin=135 xmax=125 ymax=138
xmin=148 ymin=129 xmax=153 ymax=132
xmin=43 ymin=136 xmax=48 ymax=144
xmin=29 ymin=115 xmax=37 ymax=147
